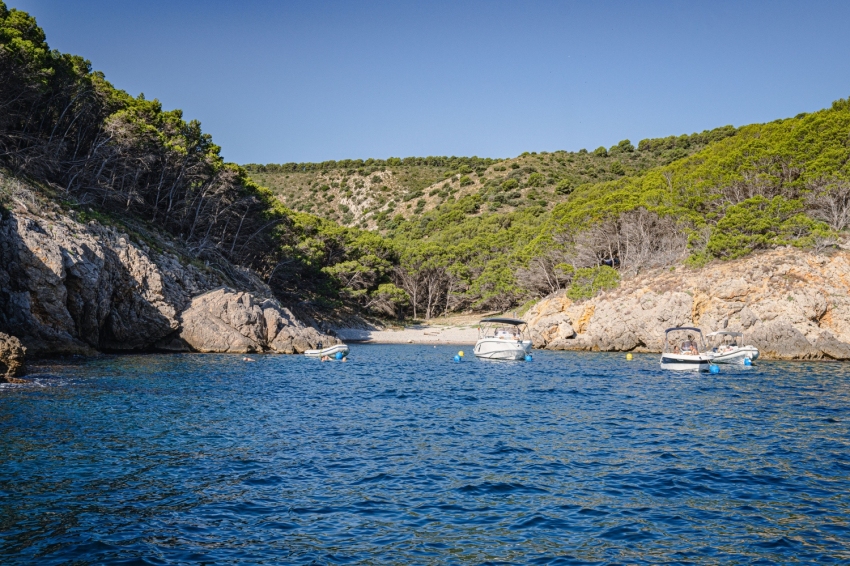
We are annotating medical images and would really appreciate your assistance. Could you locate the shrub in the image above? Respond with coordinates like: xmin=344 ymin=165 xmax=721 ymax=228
xmin=459 ymin=175 xmax=473 ymax=186
xmin=555 ymin=179 xmax=573 ymax=195
xmin=610 ymin=162 xmax=625 ymax=176
xmin=566 ymin=266 xmax=620 ymax=300
xmin=526 ymin=172 xmax=544 ymax=187
xmin=593 ymin=146 xmax=608 ymax=157
xmin=502 ymin=178 xmax=519 ymax=191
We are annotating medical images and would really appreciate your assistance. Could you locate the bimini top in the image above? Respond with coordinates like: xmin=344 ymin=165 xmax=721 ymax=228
xmin=706 ymin=331 xmax=742 ymax=337
xmin=480 ymin=317 xmax=526 ymax=326
xmin=664 ymin=327 xmax=703 ymax=334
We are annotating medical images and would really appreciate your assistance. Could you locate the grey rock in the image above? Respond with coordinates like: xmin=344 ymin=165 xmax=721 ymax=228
xmin=0 ymin=332 xmax=26 ymax=380
xmin=0 ymin=209 xmax=220 ymax=355
xmin=748 ymin=322 xmax=819 ymax=360
xmin=179 ymin=289 xmax=338 ymax=354
xmin=815 ymin=331 xmax=850 ymax=360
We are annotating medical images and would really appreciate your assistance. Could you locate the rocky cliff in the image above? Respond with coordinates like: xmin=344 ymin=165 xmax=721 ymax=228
xmin=0 ymin=176 xmax=336 ymax=363
xmin=526 ymin=248 xmax=850 ymax=360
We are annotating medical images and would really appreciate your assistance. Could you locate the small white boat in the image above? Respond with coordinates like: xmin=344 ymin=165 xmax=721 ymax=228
xmin=705 ymin=331 xmax=759 ymax=364
xmin=660 ymin=327 xmax=711 ymax=371
xmin=304 ymin=343 xmax=350 ymax=358
xmin=474 ymin=318 xmax=532 ymax=360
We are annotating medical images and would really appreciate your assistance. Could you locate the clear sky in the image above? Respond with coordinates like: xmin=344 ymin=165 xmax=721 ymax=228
xmin=9 ymin=0 xmax=850 ymax=164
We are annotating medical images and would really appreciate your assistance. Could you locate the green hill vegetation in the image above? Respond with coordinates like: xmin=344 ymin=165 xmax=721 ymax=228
xmin=2 ymin=2 xmax=849 ymax=323
xmin=244 ymin=127 xmax=736 ymax=229
xmin=267 ymin=103 xmax=850 ymax=318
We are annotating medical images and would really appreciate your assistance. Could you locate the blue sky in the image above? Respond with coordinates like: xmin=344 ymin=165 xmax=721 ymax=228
xmin=10 ymin=0 xmax=850 ymax=164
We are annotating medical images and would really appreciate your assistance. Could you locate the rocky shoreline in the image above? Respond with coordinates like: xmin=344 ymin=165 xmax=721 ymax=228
xmin=0 ymin=194 xmax=338 ymax=381
xmin=525 ymin=248 xmax=850 ymax=360
xmin=4 ymin=185 xmax=850 ymax=381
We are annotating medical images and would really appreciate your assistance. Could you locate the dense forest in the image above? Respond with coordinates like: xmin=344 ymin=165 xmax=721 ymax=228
xmin=2 ymin=2 xmax=849 ymax=322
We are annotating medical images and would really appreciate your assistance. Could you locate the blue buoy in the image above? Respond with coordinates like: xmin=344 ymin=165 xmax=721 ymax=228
xmin=743 ymin=357 xmax=752 ymax=366
xmin=335 ymin=351 xmax=344 ymax=360
xmin=709 ymin=364 xmax=720 ymax=374
xmin=453 ymin=355 xmax=462 ymax=363
xmin=525 ymin=354 xmax=533 ymax=362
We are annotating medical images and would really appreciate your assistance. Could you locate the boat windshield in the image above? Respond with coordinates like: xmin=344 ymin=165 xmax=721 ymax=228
xmin=663 ymin=328 xmax=706 ymax=355
xmin=478 ymin=319 xmax=528 ymax=340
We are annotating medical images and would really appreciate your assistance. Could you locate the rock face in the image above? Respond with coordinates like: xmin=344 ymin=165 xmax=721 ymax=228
xmin=179 ymin=289 xmax=339 ymax=354
xmin=526 ymin=248 xmax=850 ymax=360
xmin=0 ymin=332 xmax=26 ymax=380
xmin=0 ymin=208 xmax=219 ymax=355
xmin=0 ymin=204 xmax=336 ymax=356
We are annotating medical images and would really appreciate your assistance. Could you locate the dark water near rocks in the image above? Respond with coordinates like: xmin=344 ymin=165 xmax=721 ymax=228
xmin=2 ymin=346 xmax=850 ymax=564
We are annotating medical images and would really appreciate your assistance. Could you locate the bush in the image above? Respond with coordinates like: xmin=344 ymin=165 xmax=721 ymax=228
xmin=610 ymin=162 xmax=625 ymax=176
xmin=593 ymin=146 xmax=608 ymax=157
xmin=501 ymin=178 xmax=519 ymax=191
xmin=555 ymin=179 xmax=573 ymax=195
xmin=459 ymin=175 xmax=473 ymax=187
xmin=526 ymin=172 xmax=544 ymax=187
xmin=566 ymin=266 xmax=620 ymax=300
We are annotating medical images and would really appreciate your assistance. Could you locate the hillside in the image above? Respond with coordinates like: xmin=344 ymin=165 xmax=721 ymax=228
xmin=248 ymin=100 xmax=850 ymax=320
xmin=3 ymin=1 xmax=850 ymax=339
xmin=245 ymin=126 xmax=737 ymax=230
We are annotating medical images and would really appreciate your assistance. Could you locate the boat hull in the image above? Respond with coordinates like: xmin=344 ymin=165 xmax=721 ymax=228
xmin=660 ymin=354 xmax=710 ymax=371
xmin=304 ymin=344 xmax=350 ymax=358
xmin=474 ymin=339 xmax=531 ymax=360
xmin=706 ymin=346 xmax=759 ymax=364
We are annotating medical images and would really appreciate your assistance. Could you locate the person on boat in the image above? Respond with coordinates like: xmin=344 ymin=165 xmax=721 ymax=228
xmin=681 ymin=336 xmax=699 ymax=355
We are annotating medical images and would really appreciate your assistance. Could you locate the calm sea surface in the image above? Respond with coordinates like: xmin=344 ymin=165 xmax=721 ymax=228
xmin=1 ymin=346 xmax=849 ymax=564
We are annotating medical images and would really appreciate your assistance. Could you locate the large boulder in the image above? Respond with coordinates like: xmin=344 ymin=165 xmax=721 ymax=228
xmin=748 ymin=322 xmax=820 ymax=360
xmin=0 ymin=209 xmax=219 ymax=355
xmin=814 ymin=331 xmax=850 ymax=361
xmin=0 ymin=332 xmax=26 ymax=381
xmin=178 ymin=288 xmax=338 ymax=354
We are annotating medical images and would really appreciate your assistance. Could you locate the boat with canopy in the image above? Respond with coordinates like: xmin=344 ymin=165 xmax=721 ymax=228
xmin=705 ymin=331 xmax=759 ymax=364
xmin=660 ymin=327 xmax=711 ymax=371
xmin=474 ymin=318 xmax=532 ymax=360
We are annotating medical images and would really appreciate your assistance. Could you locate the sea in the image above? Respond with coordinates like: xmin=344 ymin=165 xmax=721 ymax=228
xmin=1 ymin=346 xmax=849 ymax=564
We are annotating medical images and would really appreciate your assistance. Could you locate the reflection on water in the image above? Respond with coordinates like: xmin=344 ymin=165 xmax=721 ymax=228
xmin=2 ymin=348 xmax=850 ymax=563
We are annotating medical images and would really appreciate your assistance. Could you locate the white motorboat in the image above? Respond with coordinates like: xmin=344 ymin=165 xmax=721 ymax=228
xmin=705 ymin=331 xmax=759 ymax=364
xmin=660 ymin=327 xmax=711 ymax=371
xmin=473 ymin=317 xmax=533 ymax=360
xmin=304 ymin=343 xmax=350 ymax=358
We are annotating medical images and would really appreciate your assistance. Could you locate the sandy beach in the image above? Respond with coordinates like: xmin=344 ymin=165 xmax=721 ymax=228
xmin=333 ymin=314 xmax=487 ymax=344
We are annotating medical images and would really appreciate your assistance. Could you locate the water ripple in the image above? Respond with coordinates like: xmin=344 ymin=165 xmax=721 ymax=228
xmin=1 ymin=347 xmax=849 ymax=563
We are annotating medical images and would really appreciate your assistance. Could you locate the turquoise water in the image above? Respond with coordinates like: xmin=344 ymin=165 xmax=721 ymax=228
xmin=1 ymin=346 xmax=849 ymax=564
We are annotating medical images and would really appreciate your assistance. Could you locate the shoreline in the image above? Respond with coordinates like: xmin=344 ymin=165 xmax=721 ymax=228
xmin=334 ymin=324 xmax=479 ymax=345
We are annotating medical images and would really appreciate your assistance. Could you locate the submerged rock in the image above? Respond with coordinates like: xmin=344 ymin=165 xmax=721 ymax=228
xmin=525 ymin=249 xmax=850 ymax=360
xmin=0 ymin=332 xmax=26 ymax=381
xmin=179 ymin=288 xmax=338 ymax=354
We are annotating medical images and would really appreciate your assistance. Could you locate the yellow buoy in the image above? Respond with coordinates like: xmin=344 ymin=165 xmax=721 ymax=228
xmin=626 ymin=353 xmax=633 ymax=361
xmin=458 ymin=350 xmax=465 ymax=357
